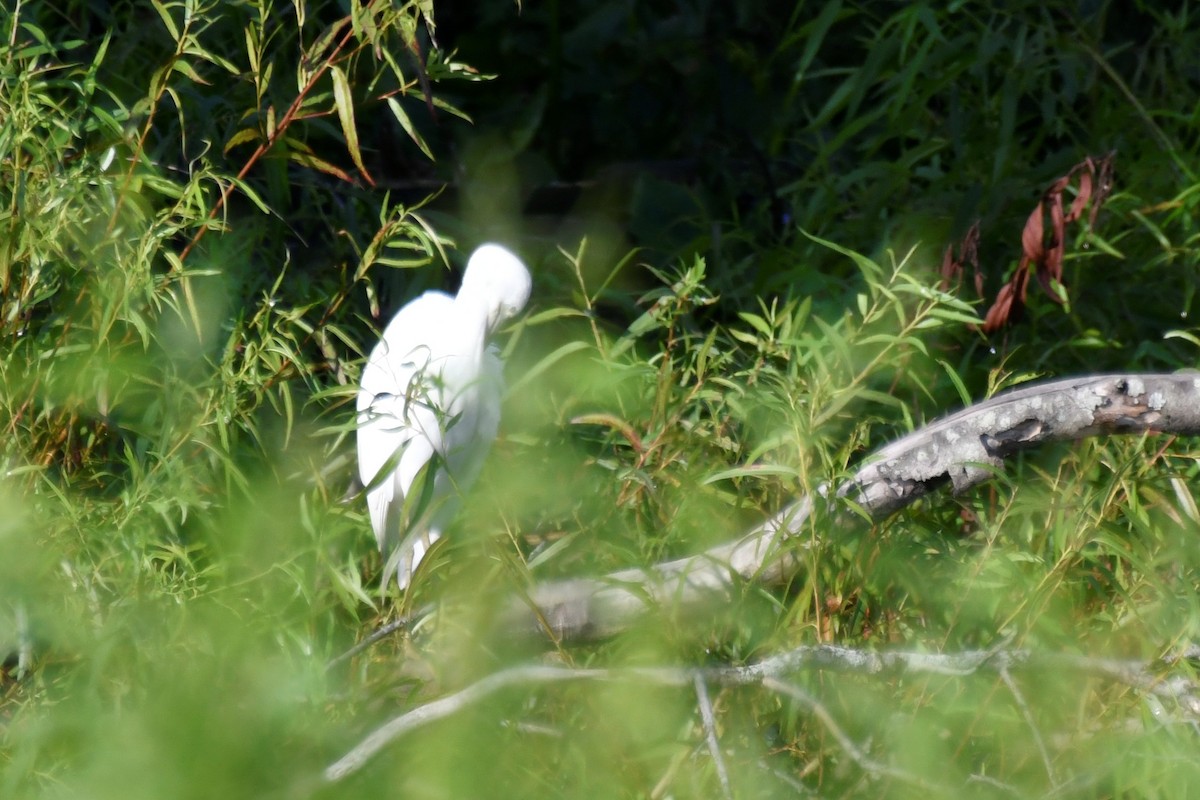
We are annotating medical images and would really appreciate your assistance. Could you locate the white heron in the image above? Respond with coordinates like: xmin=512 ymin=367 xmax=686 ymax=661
xmin=356 ymin=243 xmax=531 ymax=588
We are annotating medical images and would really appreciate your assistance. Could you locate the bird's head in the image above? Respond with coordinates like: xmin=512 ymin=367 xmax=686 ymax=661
xmin=459 ymin=243 xmax=532 ymax=333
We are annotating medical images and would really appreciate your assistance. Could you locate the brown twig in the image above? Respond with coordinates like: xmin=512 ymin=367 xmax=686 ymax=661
xmin=177 ymin=17 xmax=362 ymax=265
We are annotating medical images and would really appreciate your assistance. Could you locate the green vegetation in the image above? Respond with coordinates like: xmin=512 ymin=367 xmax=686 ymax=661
xmin=2 ymin=1 xmax=1200 ymax=797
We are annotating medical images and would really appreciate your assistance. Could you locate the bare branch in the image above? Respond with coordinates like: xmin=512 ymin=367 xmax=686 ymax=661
xmin=761 ymin=676 xmax=937 ymax=791
xmin=506 ymin=373 xmax=1200 ymax=641
xmin=327 ymin=606 xmax=432 ymax=669
xmin=999 ymin=666 xmax=1058 ymax=787
xmin=324 ymin=641 xmax=1200 ymax=782
xmin=324 ymin=664 xmax=606 ymax=782
xmin=694 ymin=674 xmax=733 ymax=800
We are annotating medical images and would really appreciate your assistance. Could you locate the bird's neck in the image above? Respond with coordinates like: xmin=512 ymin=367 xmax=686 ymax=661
xmin=449 ymin=291 xmax=492 ymax=362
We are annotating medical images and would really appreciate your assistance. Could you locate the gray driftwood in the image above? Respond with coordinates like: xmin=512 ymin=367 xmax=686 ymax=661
xmin=506 ymin=373 xmax=1200 ymax=641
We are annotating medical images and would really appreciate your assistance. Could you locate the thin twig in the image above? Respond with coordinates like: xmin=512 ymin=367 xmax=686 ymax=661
xmin=694 ymin=673 xmax=733 ymax=800
xmin=761 ymin=676 xmax=935 ymax=790
xmin=998 ymin=667 xmax=1057 ymax=787
xmin=324 ymin=664 xmax=605 ymax=782
xmin=177 ymin=10 xmax=363 ymax=265
xmin=967 ymin=771 xmax=1025 ymax=797
xmin=326 ymin=605 xmax=433 ymax=670
xmin=323 ymin=641 xmax=1200 ymax=782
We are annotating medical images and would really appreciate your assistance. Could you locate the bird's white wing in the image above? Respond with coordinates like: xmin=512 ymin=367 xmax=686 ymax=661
xmin=450 ymin=344 xmax=504 ymax=485
xmin=356 ymin=291 xmax=455 ymax=552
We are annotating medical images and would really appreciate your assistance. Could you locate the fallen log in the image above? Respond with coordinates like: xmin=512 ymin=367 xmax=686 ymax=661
xmin=508 ymin=373 xmax=1200 ymax=641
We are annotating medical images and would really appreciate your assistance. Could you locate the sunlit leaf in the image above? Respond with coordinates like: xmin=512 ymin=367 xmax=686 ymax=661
xmin=331 ymin=65 xmax=374 ymax=185
xmin=387 ymin=97 xmax=435 ymax=161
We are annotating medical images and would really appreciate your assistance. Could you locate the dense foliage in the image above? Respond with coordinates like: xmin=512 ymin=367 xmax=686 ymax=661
xmin=2 ymin=1 xmax=1199 ymax=797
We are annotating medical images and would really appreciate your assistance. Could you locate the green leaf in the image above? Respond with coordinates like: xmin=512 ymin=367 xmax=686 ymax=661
xmin=507 ymin=340 xmax=592 ymax=398
xmin=801 ymin=229 xmax=883 ymax=281
xmin=331 ymin=65 xmax=373 ymax=184
xmin=149 ymin=0 xmax=179 ymax=41
xmin=523 ymin=307 xmax=593 ymax=325
xmin=926 ymin=307 xmax=984 ymax=326
xmin=171 ymin=59 xmax=209 ymax=85
xmin=288 ymin=150 xmax=354 ymax=183
xmin=223 ymin=128 xmax=261 ymax=154
xmin=1164 ymin=330 xmax=1200 ymax=349
xmin=387 ymin=97 xmax=435 ymax=161
xmin=794 ymin=1 xmax=842 ymax=83
xmin=703 ymin=464 xmax=799 ymax=485
xmin=738 ymin=311 xmax=773 ymax=338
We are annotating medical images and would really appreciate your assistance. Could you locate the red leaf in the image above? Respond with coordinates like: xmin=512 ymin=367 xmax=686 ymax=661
xmin=1042 ymin=191 xmax=1065 ymax=290
xmin=1067 ymin=169 xmax=1092 ymax=223
xmin=1012 ymin=260 xmax=1031 ymax=304
xmin=983 ymin=283 xmax=1015 ymax=333
xmin=939 ymin=243 xmax=957 ymax=289
xmin=938 ymin=221 xmax=982 ymax=295
xmin=980 ymin=152 xmax=1116 ymax=332
xmin=1021 ymin=202 xmax=1045 ymax=263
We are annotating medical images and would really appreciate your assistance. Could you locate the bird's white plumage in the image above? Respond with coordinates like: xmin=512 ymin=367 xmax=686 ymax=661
xmin=356 ymin=244 xmax=531 ymax=588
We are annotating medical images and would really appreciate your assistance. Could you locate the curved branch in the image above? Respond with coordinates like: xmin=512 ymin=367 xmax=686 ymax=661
xmin=508 ymin=373 xmax=1200 ymax=641
xmin=324 ymin=639 xmax=1200 ymax=782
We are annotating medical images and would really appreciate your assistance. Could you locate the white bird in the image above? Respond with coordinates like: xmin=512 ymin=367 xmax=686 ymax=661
xmin=356 ymin=243 xmax=531 ymax=588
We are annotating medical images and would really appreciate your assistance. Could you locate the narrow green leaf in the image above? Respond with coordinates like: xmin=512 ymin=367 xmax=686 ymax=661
xmin=703 ymin=464 xmax=799 ymax=485
xmin=387 ymin=97 xmax=435 ymax=161
xmin=289 ymin=150 xmax=354 ymax=183
xmin=802 ymin=229 xmax=883 ymax=280
xmin=244 ymin=27 xmax=259 ymax=74
xmin=223 ymin=128 xmax=262 ymax=154
xmin=937 ymin=359 xmax=972 ymax=407
xmin=228 ymin=176 xmax=275 ymax=216
xmin=331 ymin=65 xmax=373 ymax=184
xmin=795 ymin=1 xmax=841 ymax=82
xmin=171 ymin=59 xmax=209 ymax=85
xmin=738 ymin=311 xmax=773 ymax=337
xmin=149 ymin=0 xmax=179 ymax=41
xmin=523 ymin=307 xmax=592 ymax=325
xmin=927 ymin=307 xmax=984 ymax=326
xmin=1164 ymin=330 xmax=1200 ymax=348
xmin=507 ymin=340 xmax=592 ymax=398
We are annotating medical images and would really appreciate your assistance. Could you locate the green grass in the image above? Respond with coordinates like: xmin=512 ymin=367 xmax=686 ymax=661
xmin=3 ymin=1 xmax=1200 ymax=797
